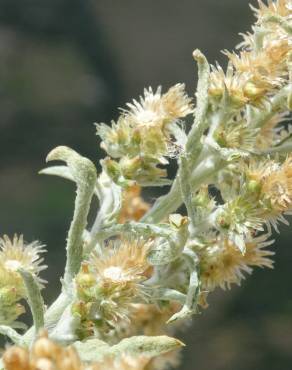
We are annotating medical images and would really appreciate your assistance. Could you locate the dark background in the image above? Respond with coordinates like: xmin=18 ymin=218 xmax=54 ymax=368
xmin=0 ymin=1 xmax=292 ymax=369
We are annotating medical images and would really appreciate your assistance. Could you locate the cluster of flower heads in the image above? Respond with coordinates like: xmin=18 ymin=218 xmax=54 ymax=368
xmin=208 ymin=0 xmax=291 ymax=162
xmin=1 ymin=2 xmax=292 ymax=370
xmin=2 ymin=331 xmax=150 ymax=370
xmin=84 ymin=0 xmax=290 ymax=352
xmin=204 ymin=0 xmax=292 ymax=250
xmin=97 ymin=84 xmax=193 ymax=185
xmin=109 ymin=0 xmax=290 ymax=315
xmin=77 ymin=0 xmax=291 ymax=358
xmin=214 ymin=154 xmax=292 ymax=254
xmin=210 ymin=0 xmax=291 ymax=108
xmin=0 ymin=235 xmax=46 ymax=326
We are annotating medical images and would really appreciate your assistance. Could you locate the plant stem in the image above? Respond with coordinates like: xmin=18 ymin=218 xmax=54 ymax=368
xmin=142 ymin=50 xmax=212 ymax=223
xmin=142 ymin=153 xmax=224 ymax=223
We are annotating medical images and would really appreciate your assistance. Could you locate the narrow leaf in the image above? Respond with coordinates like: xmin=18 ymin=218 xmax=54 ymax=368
xmin=18 ymin=269 xmax=45 ymax=334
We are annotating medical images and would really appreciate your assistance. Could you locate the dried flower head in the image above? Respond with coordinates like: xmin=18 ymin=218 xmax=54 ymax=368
xmin=226 ymin=50 xmax=285 ymax=96
xmin=3 ymin=331 xmax=80 ymax=370
xmin=213 ymin=116 xmax=258 ymax=152
xmin=199 ymin=234 xmax=274 ymax=291
xmin=246 ymin=157 xmax=292 ymax=228
xmin=209 ymin=64 xmax=250 ymax=107
xmin=130 ymin=303 xmax=182 ymax=336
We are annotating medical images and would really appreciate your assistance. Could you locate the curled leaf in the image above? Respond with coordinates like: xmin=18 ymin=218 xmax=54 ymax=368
xmin=46 ymin=146 xmax=97 ymax=284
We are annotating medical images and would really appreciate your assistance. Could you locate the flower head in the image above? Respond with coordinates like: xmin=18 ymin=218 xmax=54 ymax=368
xmin=126 ymin=84 xmax=193 ymax=127
xmin=213 ymin=115 xmax=258 ymax=152
xmin=91 ymin=238 xmax=151 ymax=285
xmin=216 ymin=196 xmax=264 ymax=252
xmin=209 ymin=63 xmax=250 ymax=107
xmin=0 ymin=234 xmax=46 ymax=282
xmin=73 ymin=238 xmax=152 ymax=338
xmin=245 ymin=157 xmax=292 ymax=228
xmin=0 ymin=234 xmax=46 ymax=325
xmin=225 ymin=50 xmax=285 ymax=96
xmin=199 ymin=234 xmax=274 ymax=291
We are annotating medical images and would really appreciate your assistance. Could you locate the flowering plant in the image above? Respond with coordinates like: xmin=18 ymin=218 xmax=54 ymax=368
xmin=1 ymin=1 xmax=291 ymax=369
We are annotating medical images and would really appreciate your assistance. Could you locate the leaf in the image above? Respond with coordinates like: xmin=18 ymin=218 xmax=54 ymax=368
xmin=18 ymin=269 xmax=45 ymax=334
xmin=148 ymin=216 xmax=189 ymax=266
xmin=152 ymin=288 xmax=186 ymax=305
xmin=111 ymin=335 xmax=184 ymax=358
xmin=74 ymin=335 xmax=184 ymax=363
xmin=147 ymin=239 xmax=180 ymax=265
xmin=39 ymin=165 xmax=74 ymax=182
xmin=74 ymin=339 xmax=110 ymax=362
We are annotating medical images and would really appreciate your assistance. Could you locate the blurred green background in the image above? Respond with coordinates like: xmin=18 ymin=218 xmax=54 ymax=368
xmin=0 ymin=1 xmax=292 ymax=369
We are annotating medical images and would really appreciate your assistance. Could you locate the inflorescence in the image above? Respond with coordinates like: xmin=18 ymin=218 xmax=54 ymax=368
xmin=0 ymin=1 xmax=291 ymax=369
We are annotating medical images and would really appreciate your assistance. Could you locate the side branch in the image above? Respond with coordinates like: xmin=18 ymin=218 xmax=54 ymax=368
xmin=142 ymin=50 xmax=210 ymax=223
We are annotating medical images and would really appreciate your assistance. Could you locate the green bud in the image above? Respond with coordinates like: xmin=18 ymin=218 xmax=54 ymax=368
xmin=247 ymin=179 xmax=262 ymax=194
